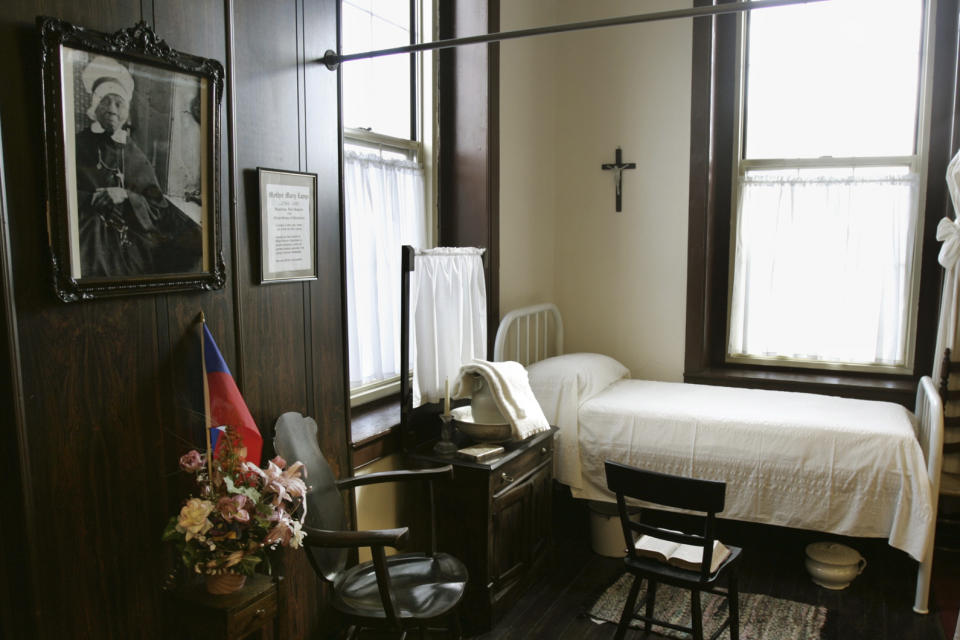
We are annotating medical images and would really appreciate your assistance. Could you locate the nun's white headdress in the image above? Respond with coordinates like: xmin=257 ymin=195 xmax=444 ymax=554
xmin=81 ymin=56 xmax=134 ymax=123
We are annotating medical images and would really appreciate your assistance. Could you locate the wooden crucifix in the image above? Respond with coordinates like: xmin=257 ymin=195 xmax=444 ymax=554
xmin=601 ymin=147 xmax=636 ymax=212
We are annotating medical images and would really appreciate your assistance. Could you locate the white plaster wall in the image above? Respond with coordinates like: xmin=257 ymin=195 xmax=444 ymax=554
xmin=498 ymin=1 xmax=559 ymax=316
xmin=354 ymin=453 xmax=401 ymax=563
xmin=500 ymin=0 xmax=692 ymax=381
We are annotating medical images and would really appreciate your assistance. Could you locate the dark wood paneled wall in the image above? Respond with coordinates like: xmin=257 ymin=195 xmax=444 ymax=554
xmin=0 ymin=1 xmax=346 ymax=638
xmin=438 ymin=0 xmax=500 ymax=355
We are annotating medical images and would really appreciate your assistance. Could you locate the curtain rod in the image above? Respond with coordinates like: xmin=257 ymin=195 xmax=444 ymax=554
xmin=320 ymin=0 xmax=828 ymax=70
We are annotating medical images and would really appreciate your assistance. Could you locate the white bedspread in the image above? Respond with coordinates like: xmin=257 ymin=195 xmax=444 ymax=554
xmin=556 ymin=379 xmax=933 ymax=561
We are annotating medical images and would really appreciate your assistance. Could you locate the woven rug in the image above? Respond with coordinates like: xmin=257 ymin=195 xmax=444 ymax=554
xmin=588 ymin=574 xmax=827 ymax=640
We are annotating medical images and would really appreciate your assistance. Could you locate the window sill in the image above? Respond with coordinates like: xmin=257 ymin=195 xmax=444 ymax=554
xmin=683 ymin=367 xmax=918 ymax=407
xmin=350 ymin=397 xmax=402 ymax=470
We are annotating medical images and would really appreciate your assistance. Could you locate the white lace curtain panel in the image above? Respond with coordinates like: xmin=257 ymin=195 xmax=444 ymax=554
xmin=411 ymin=247 xmax=487 ymax=407
xmin=343 ymin=150 xmax=426 ymax=388
xmin=728 ymin=170 xmax=919 ymax=367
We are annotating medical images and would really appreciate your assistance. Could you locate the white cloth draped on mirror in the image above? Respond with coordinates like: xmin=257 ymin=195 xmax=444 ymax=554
xmin=728 ymin=168 xmax=918 ymax=367
xmin=934 ymin=151 xmax=960 ymax=382
xmin=411 ymin=247 xmax=487 ymax=407
xmin=935 ymin=150 xmax=960 ymax=473
xmin=343 ymin=150 xmax=425 ymax=388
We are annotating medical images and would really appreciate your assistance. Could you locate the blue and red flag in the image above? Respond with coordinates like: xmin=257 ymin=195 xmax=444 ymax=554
xmin=202 ymin=324 xmax=262 ymax=466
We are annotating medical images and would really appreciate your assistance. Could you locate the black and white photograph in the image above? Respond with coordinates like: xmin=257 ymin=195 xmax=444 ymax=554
xmin=39 ymin=18 xmax=224 ymax=300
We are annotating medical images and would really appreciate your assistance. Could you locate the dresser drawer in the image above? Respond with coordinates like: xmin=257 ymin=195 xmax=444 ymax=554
xmin=226 ymin=586 xmax=277 ymax=639
xmin=491 ymin=435 xmax=553 ymax=497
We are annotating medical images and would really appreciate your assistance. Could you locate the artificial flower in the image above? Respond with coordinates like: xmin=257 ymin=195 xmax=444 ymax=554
xmin=217 ymin=495 xmax=251 ymax=523
xmin=177 ymin=498 xmax=214 ymax=541
xmin=163 ymin=424 xmax=307 ymax=578
xmin=288 ymin=520 xmax=305 ymax=549
xmin=179 ymin=449 xmax=204 ymax=473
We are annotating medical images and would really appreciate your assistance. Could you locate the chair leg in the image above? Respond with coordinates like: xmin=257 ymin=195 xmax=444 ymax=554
xmin=728 ymin=572 xmax=740 ymax=640
xmin=690 ymin=589 xmax=703 ymax=640
xmin=418 ymin=623 xmax=428 ymax=640
xmin=449 ymin=608 xmax=463 ymax=640
xmin=644 ymin=580 xmax=658 ymax=634
xmin=614 ymin=576 xmax=642 ymax=640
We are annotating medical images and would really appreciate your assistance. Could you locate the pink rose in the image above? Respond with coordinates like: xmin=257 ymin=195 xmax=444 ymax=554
xmin=179 ymin=450 xmax=204 ymax=473
xmin=271 ymin=455 xmax=287 ymax=469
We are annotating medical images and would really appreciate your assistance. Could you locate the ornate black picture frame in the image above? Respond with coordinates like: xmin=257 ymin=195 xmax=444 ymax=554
xmin=38 ymin=17 xmax=225 ymax=301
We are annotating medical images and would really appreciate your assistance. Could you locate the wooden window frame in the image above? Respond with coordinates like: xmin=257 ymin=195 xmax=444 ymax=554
xmin=683 ymin=0 xmax=960 ymax=406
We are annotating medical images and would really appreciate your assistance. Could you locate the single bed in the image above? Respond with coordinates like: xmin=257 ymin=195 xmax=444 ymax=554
xmin=493 ymin=303 xmax=944 ymax=614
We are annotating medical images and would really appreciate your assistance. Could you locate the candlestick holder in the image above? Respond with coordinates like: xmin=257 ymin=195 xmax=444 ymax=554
xmin=433 ymin=412 xmax=458 ymax=455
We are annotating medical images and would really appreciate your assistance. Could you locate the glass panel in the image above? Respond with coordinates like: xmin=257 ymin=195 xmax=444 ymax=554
xmin=372 ymin=0 xmax=410 ymax=31
xmin=728 ymin=166 xmax=918 ymax=367
xmin=343 ymin=151 xmax=426 ymax=388
xmin=744 ymin=0 xmax=923 ymax=159
xmin=342 ymin=0 xmax=412 ymax=139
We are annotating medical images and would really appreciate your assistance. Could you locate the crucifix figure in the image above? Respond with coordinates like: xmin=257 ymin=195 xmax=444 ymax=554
xmin=601 ymin=147 xmax=637 ymax=212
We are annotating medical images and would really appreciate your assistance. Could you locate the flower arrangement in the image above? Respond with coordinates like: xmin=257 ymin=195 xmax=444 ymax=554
xmin=162 ymin=425 xmax=307 ymax=589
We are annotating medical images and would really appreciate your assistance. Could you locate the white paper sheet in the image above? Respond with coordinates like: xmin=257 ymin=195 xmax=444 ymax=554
xmin=265 ymin=184 xmax=312 ymax=273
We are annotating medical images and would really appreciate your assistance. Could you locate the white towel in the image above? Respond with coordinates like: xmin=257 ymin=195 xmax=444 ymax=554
xmin=453 ymin=359 xmax=551 ymax=440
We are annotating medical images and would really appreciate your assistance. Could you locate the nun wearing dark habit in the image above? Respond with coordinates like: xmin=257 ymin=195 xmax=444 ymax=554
xmin=74 ymin=55 xmax=202 ymax=278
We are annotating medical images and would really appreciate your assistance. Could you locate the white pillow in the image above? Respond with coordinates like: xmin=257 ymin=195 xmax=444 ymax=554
xmin=526 ymin=353 xmax=630 ymax=405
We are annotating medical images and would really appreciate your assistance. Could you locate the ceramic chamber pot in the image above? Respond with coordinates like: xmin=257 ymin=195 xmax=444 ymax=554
xmin=804 ymin=542 xmax=866 ymax=590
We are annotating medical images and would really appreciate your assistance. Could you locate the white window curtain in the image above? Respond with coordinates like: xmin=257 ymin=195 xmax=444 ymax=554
xmin=728 ymin=169 xmax=919 ymax=367
xmin=343 ymin=149 xmax=426 ymax=388
xmin=410 ymin=247 xmax=487 ymax=407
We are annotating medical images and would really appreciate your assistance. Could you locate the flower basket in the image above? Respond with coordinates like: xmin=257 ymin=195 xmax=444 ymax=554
xmin=162 ymin=425 xmax=307 ymax=592
xmin=205 ymin=572 xmax=247 ymax=595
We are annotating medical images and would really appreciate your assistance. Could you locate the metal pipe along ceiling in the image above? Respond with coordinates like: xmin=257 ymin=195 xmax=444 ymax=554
xmin=320 ymin=0 xmax=829 ymax=70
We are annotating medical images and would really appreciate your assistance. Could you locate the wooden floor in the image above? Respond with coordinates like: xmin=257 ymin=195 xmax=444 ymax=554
xmin=353 ymin=495 xmax=960 ymax=639
xmin=470 ymin=516 xmax=959 ymax=640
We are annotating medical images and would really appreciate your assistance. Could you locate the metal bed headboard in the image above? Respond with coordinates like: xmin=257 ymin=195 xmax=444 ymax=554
xmin=912 ymin=375 xmax=943 ymax=614
xmin=493 ymin=303 xmax=564 ymax=364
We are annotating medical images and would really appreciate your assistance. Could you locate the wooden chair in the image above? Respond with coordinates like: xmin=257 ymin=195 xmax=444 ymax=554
xmin=604 ymin=461 xmax=742 ymax=640
xmin=274 ymin=412 xmax=468 ymax=639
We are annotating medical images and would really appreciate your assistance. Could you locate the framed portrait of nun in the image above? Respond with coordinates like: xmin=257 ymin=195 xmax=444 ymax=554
xmin=38 ymin=17 xmax=225 ymax=301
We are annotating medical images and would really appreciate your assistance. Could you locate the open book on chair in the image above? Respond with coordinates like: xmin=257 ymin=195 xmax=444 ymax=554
xmin=634 ymin=531 xmax=731 ymax=573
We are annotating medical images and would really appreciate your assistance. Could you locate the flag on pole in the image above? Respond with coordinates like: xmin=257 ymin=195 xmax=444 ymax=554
xmin=201 ymin=323 xmax=262 ymax=466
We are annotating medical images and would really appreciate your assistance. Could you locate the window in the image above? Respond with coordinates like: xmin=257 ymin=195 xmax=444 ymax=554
xmin=341 ymin=0 xmax=433 ymax=406
xmin=686 ymin=0 xmax=955 ymax=399
xmin=727 ymin=0 xmax=931 ymax=373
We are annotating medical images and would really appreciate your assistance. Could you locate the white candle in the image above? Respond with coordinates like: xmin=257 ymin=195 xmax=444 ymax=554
xmin=444 ymin=378 xmax=451 ymax=415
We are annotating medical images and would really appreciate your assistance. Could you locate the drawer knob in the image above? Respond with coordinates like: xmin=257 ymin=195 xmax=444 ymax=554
xmin=540 ymin=447 xmax=548 ymax=455
xmin=254 ymin=608 xmax=265 ymax=617
xmin=501 ymin=472 xmax=514 ymax=483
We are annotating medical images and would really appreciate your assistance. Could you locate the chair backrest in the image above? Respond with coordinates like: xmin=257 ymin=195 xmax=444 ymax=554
xmin=274 ymin=412 xmax=347 ymax=583
xmin=604 ymin=460 xmax=726 ymax=581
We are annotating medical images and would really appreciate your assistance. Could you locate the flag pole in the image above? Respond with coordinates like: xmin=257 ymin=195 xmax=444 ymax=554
xmin=200 ymin=311 xmax=214 ymax=481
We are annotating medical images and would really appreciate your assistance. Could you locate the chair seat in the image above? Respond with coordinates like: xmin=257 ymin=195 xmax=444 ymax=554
xmin=624 ymin=544 xmax=743 ymax=588
xmin=333 ymin=552 xmax=468 ymax=621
